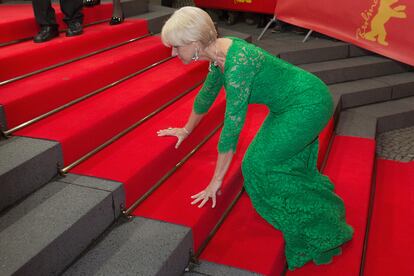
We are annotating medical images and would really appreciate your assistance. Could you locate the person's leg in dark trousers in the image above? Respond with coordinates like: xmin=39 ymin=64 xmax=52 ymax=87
xmin=32 ymin=0 xmax=58 ymax=27
xmin=32 ymin=0 xmax=59 ymax=42
xmin=60 ymin=0 xmax=84 ymax=25
xmin=61 ymin=0 xmax=84 ymax=36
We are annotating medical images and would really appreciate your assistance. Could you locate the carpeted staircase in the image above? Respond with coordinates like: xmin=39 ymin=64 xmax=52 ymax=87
xmin=1 ymin=2 xmax=414 ymax=276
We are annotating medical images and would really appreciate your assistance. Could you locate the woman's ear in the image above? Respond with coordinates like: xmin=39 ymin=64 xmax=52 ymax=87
xmin=192 ymin=41 xmax=203 ymax=50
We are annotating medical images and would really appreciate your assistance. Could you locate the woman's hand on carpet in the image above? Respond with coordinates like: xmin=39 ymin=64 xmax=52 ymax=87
xmin=190 ymin=179 xmax=222 ymax=208
xmin=157 ymin=127 xmax=189 ymax=149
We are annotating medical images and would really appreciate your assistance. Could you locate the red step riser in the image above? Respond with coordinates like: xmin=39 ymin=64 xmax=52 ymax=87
xmin=364 ymin=160 xmax=414 ymax=276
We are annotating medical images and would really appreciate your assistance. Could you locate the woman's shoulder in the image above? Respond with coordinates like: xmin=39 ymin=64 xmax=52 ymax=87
xmin=224 ymin=36 xmax=250 ymax=49
xmin=224 ymin=36 xmax=266 ymax=70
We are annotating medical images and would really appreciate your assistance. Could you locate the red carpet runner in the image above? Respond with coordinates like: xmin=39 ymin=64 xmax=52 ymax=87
xmin=133 ymin=105 xmax=269 ymax=251
xmin=364 ymin=160 xmax=414 ymax=276
xmin=15 ymin=59 xmax=208 ymax=164
xmin=2 ymin=35 xmax=168 ymax=129
xmin=72 ymin=86 xmax=226 ymax=208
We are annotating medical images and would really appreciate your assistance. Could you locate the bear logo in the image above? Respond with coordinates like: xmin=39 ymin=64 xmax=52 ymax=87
xmin=363 ymin=0 xmax=407 ymax=46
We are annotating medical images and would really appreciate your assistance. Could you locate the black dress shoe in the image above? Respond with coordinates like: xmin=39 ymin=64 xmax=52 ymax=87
xmin=109 ymin=15 xmax=124 ymax=25
xmin=84 ymin=0 xmax=100 ymax=7
xmin=33 ymin=25 xmax=59 ymax=43
xmin=66 ymin=22 xmax=83 ymax=37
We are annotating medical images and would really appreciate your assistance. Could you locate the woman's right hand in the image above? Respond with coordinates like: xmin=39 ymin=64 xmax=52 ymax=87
xmin=157 ymin=127 xmax=190 ymax=149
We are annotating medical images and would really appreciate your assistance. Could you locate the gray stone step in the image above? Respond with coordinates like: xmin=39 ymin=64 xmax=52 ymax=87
xmin=132 ymin=4 xmax=175 ymax=34
xmin=184 ymin=261 xmax=261 ymax=276
xmin=279 ymin=43 xmax=349 ymax=65
xmin=0 ymin=136 xmax=62 ymax=212
xmin=349 ymin=45 xmax=373 ymax=58
xmin=336 ymin=96 xmax=414 ymax=138
xmin=300 ymin=56 xmax=410 ymax=85
xmin=64 ymin=217 xmax=192 ymax=276
xmin=122 ymin=0 xmax=149 ymax=18
xmin=257 ymin=36 xmax=351 ymax=65
xmin=329 ymin=72 xmax=414 ymax=109
xmin=0 ymin=173 xmax=124 ymax=276
xmin=376 ymin=126 xmax=414 ymax=162
xmin=0 ymin=105 xmax=6 ymax=131
xmin=218 ymin=20 xmax=372 ymax=65
xmin=269 ymin=40 xmax=373 ymax=65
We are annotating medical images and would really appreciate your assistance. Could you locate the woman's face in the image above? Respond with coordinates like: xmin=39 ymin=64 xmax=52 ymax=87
xmin=172 ymin=43 xmax=197 ymax=64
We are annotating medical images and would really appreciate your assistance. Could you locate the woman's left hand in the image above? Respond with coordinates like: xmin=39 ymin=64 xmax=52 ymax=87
xmin=191 ymin=179 xmax=222 ymax=208
xmin=157 ymin=127 xmax=189 ymax=149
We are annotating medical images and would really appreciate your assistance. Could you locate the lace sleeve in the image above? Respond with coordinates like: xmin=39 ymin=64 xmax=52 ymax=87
xmin=218 ymin=44 xmax=265 ymax=153
xmin=193 ymin=64 xmax=224 ymax=114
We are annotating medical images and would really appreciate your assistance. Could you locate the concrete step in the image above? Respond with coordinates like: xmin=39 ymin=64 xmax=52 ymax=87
xmin=219 ymin=20 xmax=372 ymax=65
xmin=274 ymin=41 xmax=373 ymax=65
xmin=63 ymin=217 xmax=192 ymax=276
xmin=376 ymin=126 xmax=414 ymax=162
xmin=0 ymin=173 xmax=124 ymax=276
xmin=184 ymin=261 xmax=261 ymax=276
xmin=300 ymin=56 xmax=410 ymax=85
xmin=336 ymin=96 xmax=414 ymax=137
xmin=0 ymin=136 xmax=62 ymax=212
xmin=122 ymin=0 xmax=149 ymax=17
xmin=131 ymin=4 xmax=174 ymax=34
xmin=329 ymin=72 xmax=414 ymax=109
xmin=268 ymin=40 xmax=374 ymax=66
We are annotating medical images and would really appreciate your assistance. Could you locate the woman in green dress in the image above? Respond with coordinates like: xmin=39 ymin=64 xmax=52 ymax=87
xmin=157 ymin=6 xmax=353 ymax=270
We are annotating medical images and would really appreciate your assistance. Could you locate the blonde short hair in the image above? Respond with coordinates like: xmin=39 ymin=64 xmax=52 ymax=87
xmin=161 ymin=6 xmax=217 ymax=47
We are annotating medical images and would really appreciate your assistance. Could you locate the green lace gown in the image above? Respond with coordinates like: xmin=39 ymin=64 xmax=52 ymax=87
xmin=193 ymin=37 xmax=354 ymax=270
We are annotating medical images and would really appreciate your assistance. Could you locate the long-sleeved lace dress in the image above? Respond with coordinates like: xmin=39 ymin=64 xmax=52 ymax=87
xmin=193 ymin=37 xmax=354 ymax=270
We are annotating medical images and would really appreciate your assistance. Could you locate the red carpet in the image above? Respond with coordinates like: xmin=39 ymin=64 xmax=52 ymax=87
xmin=72 ymin=86 xmax=226 ymax=208
xmin=200 ymin=192 xmax=285 ymax=276
xmin=288 ymin=136 xmax=376 ymax=276
xmin=0 ymin=3 xmax=112 ymax=44
xmin=1 ymin=35 xmax=169 ymax=129
xmin=364 ymin=160 xmax=414 ymax=276
xmin=0 ymin=20 xmax=149 ymax=82
xmin=133 ymin=105 xmax=269 ymax=251
xmin=15 ymin=59 xmax=208 ymax=164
